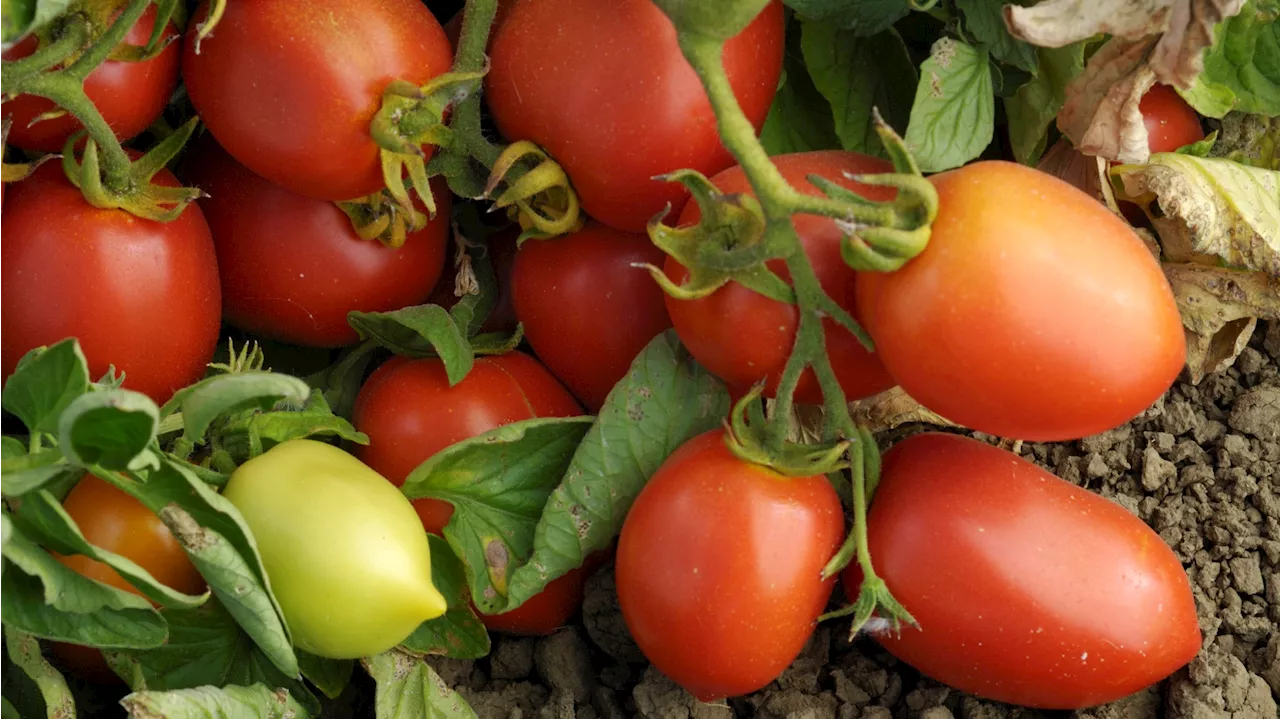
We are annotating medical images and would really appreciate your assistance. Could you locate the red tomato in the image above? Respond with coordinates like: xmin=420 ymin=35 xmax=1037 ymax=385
xmin=427 ymin=226 xmax=520 ymax=335
xmin=477 ymin=567 xmax=585 ymax=636
xmin=2 ymin=6 xmax=180 ymax=152
xmin=616 ymin=429 xmax=844 ymax=701
xmin=182 ymin=0 xmax=453 ymax=201
xmin=352 ymin=351 xmax=582 ymax=533
xmin=181 ymin=137 xmax=449 ymax=348
xmin=485 ymin=0 xmax=784 ymax=232
xmin=50 ymin=475 xmax=206 ymax=683
xmin=1 ymin=162 xmax=221 ymax=404
xmin=856 ymin=161 xmax=1184 ymax=441
xmin=1140 ymin=85 xmax=1204 ymax=154
xmin=843 ymin=433 xmax=1199 ymax=709
xmin=512 ymin=222 xmax=673 ymax=411
xmin=665 ymin=151 xmax=896 ymax=405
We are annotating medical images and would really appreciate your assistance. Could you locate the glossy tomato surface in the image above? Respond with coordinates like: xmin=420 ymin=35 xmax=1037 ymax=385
xmin=2 ymin=6 xmax=181 ymax=152
xmin=353 ymin=351 xmax=582 ymax=533
xmin=478 ymin=567 xmax=586 ymax=636
xmin=1140 ymin=85 xmax=1204 ymax=154
xmin=486 ymin=0 xmax=784 ymax=232
xmin=856 ymin=161 xmax=1185 ymax=441
xmin=182 ymin=0 xmax=453 ymax=201
xmin=427 ymin=226 xmax=520 ymax=335
xmin=182 ymin=138 xmax=449 ymax=347
xmin=616 ymin=430 xmax=844 ymax=701
xmin=513 ymin=222 xmax=672 ymax=411
xmin=845 ymin=433 xmax=1199 ymax=709
xmin=1 ymin=163 xmax=221 ymax=403
xmin=667 ymin=151 xmax=896 ymax=404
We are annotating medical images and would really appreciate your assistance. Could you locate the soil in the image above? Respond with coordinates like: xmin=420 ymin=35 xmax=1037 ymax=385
xmin=425 ymin=321 xmax=1280 ymax=719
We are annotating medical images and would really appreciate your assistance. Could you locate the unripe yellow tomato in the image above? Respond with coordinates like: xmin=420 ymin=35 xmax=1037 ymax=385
xmin=222 ymin=439 xmax=446 ymax=659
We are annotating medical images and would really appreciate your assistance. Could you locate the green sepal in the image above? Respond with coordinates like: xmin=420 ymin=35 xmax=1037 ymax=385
xmin=61 ymin=117 xmax=203 ymax=222
xmin=722 ymin=384 xmax=851 ymax=477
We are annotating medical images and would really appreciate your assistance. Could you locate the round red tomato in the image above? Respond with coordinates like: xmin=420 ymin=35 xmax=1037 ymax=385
xmin=181 ymin=137 xmax=449 ymax=348
xmin=427 ymin=226 xmax=520 ymax=336
xmin=50 ymin=474 xmax=206 ymax=682
xmin=477 ymin=567 xmax=585 ymax=636
xmin=512 ymin=222 xmax=672 ymax=411
xmin=843 ymin=433 xmax=1199 ymax=709
xmin=665 ymin=151 xmax=896 ymax=405
xmin=616 ymin=429 xmax=844 ymax=701
xmin=856 ymin=161 xmax=1185 ymax=441
xmin=182 ymin=0 xmax=453 ymax=201
xmin=2 ymin=6 xmax=180 ymax=153
xmin=1140 ymin=84 xmax=1204 ymax=154
xmin=485 ymin=0 xmax=784 ymax=232
xmin=352 ymin=351 xmax=582 ymax=533
xmin=1 ymin=162 xmax=221 ymax=404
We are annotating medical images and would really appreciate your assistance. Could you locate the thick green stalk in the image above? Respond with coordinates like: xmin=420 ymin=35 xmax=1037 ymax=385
xmin=450 ymin=0 xmax=502 ymax=168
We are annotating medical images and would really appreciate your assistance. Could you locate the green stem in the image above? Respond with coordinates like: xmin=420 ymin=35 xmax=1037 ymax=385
xmin=17 ymin=71 xmax=132 ymax=188
xmin=450 ymin=0 xmax=503 ymax=169
xmin=64 ymin=0 xmax=151 ymax=80
xmin=0 ymin=16 xmax=89 ymax=84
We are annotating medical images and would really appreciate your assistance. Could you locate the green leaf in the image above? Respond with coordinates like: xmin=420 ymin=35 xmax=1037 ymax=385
xmin=304 ymin=342 xmax=377 ymax=421
xmin=3 ymin=629 xmax=74 ymax=719
xmin=298 ymin=652 xmax=353 ymax=701
xmin=1208 ymin=112 xmax=1279 ymax=169
xmin=1004 ymin=41 xmax=1088 ymax=165
xmin=349 ymin=305 xmax=474 ymax=386
xmin=1182 ymin=0 xmax=1280 ymax=118
xmin=904 ymin=38 xmax=995 ymax=172
xmin=1 ymin=698 xmax=19 ymax=719
xmin=365 ymin=649 xmax=478 ymax=719
xmin=801 ymin=23 xmax=916 ymax=157
xmin=1 ymin=450 xmax=75 ymax=498
xmin=164 ymin=372 xmax=311 ymax=445
xmin=57 ymin=390 xmax=159 ymax=470
xmin=400 ymin=535 xmax=490 ymax=660
xmin=1178 ymin=131 xmax=1220 ymax=157
xmin=1 ymin=0 xmax=71 ymax=51
xmin=401 ymin=417 xmax=594 ymax=614
xmin=783 ymin=0 xmax=909 ymax=35
xmin=1 ymin=339 xmax=90 ymax=435
xmin=504 ymin=332 xmax=729 ymax=609
xmin=215 ymin=390 xmax=368 ymax=464
xmin=956 ymin=0 xmax=1038 ymax=73
xmin=121 ymin=683 xmax=312 ymax=719
xmin=760 ymin=14 xmax=841 ymax=156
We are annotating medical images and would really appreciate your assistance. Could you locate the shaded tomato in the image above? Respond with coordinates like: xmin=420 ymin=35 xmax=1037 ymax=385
xmin=1 ymin=161 xmax=221 ymax=403
xmin=427 ymin=226 xmax=520 ymax=335
xmin=486 ymin=0 xmax=784 ymax=232
xmin=666 ymin=151 xmax=896 ymax=404
xmin=1140 ymin=84 xmax=1204 ymax=154
xmin=856 ymin=161 xmax=1184 ymax=441
xmin=512 ymin=222 xmax=672 ymax=411
xmin=181 ymin=137 xmax=449 ymax=348
xmin=182 ymin=0 xmax=453 ymax=201
xmin=616 ymin=429 xmax=844 ymax=701
xmin=352 ymin=351 xmax=582 ymax=533
xmin=477 ymin=567 xmax=585 ymax=636
xmin=843 ymin=433 xmax=1199 ymax=709
xmin=2 ymin=6 xmax=180 ymax=152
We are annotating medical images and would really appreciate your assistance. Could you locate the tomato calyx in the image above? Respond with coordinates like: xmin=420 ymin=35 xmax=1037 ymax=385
xmin=723 ymin=384 xmax=851 ymax=477
xmin=482 ymin=140 xmax=583 ymax=242
xmin=336 ymin=189 xmax=429 ymax=249
xmin=60 ymin=116 xmax=202 ymax=221
xmin=0 ymin=117 xmax=60 ymax=183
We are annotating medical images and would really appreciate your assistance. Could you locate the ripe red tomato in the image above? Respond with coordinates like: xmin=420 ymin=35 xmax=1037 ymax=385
xmin=665 ymin=151 xmax=897 ymax=405
xmin=181 ymin=137 xmax=449 ymax=348
xmin=427 ymin=226 xmax=520 ymax=336
xmin=1 ymin=162 xmax=221 ymax=404
xmin=856 ymin=161 xmax=1184 ymax=441
xmin=50 ymin=474 xmax=206 ymax=682
xmin=843 ymin=433 xmax=1199 ymax=709
xmin=352 ymin=351 xmax=582 ymax=533
xmin=512 ymin=222 xmax=673 ymax=411
xmin=1140 ymin=84 xmax=1204 ymax=154
xmin=477 ymin=567 xmax=585 ymax=636
xmin=2 ymin=6 xmax=180 ymax=153
xmin=182 ymin=0 xmax=453 ymax=201
xmin=485 ymin=0 xmax=784 ymax=232
xmin=616 ymin=429 xmax=844 ymax=701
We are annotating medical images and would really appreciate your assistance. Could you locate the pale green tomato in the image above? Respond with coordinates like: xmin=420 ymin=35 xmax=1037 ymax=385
xmin=223 ymin=439 xmax=446 ymax=659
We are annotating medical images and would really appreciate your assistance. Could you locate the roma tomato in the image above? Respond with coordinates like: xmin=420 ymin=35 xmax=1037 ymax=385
xmin=616 ymin=429 xmax=844 ymax=701
xmin=845 ymin=433 xmax=1199 ymax=709
xmin=0 ymin=162 xmax=221 ymax=404
xmin=182 ymin=0 xmax=453 ymax=201
xmin=223 ymin=440 xmax=447 ymax=659
xmin=427 ymin=226 xmax=520 ymax=335
xmin=477 ymin=567 xmax=585 ymax=636
xmin=1140 ymin=84 xmax=1204 ymax=154
xmin=512 ymin=222 xmax=672 ymax=411
xmin=856 ymin=161 xmax=1184 ymax=441
xmin=353 ymin=351 xmax=582 ymax=533
xmin=666 ymin=151 xmax=896 ymax=404
xmin=485 ymin=0 xmax=783 ymax=232
xmin=182 ymin=138 xmax=449 ymax=347
xmin=2 ymin=6 xmax=180 ymax=152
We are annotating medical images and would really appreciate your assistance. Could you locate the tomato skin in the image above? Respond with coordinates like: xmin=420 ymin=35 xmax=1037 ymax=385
xmin=856 ymin=161 xmax=1184 ymax=441
xmin=353 ymin=351 xmax=582 ymax=533
xmin=181 ymin=138 xmax=449 ymax=347
xmin=182 ymin=0 xmax=453 ymax=201
xmin=2 ymin=7 xmax=180 ymax=153
xmin=844 ymin=433 xmax=1199 ymax=709
xmin=477 ymin=567 xmax=585 ymax=636
xmin=426 ymin=227 xmax=520 ymax=335
xmin=1140 ymin=85 xmax=1204 ymax=154
xmin=666 ymin=151 xmax=896 ymax=404
xmin=512 ymin=222 xmax=672 ymax=411
xmin=486 ymin=0 xmax=784 ymax=232
xmin=616 ymin=430 xmax=844 ymax=701
xmin=0 ymin=163 xmax=221 ymax=404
